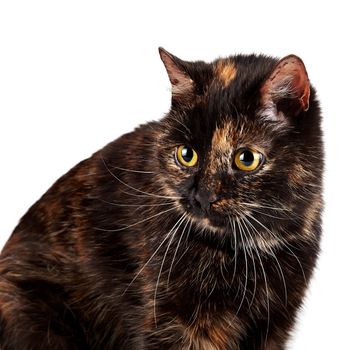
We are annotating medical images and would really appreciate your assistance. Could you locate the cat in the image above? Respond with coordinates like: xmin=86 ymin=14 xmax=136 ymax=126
xmin=0 ymin=47 xmax=323 ymax=350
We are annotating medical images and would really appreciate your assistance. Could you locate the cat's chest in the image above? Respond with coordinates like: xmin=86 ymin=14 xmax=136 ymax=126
xmin=144 ymin=307 xmax=243 ymax=350
xmin=183 ymin=316 xmax=243 ymax=350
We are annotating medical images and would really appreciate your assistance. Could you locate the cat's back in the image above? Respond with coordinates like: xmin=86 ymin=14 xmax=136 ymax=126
xmin=0 ymin=153 xmax=96 ymax=348
xmin=0 ymin=122 xmax=157 ymax=349
xmin=1 ymin=121 xmax=156 ymax=257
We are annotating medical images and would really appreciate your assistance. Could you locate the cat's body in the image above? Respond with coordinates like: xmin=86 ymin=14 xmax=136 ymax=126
xmin=0 ymin=49 xmax=323 ymax=350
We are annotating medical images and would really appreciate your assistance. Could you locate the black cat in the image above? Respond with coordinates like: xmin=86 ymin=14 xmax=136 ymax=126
xmin=0 ymin=48 xmax=323 ymax=349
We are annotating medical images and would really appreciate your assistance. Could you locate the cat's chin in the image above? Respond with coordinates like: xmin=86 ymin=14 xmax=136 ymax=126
xmin=180 ymin=201 xmax=229 ymax=231
xmin=188 ymin=213 xmax=284 ymax=254
xmin=186 ymin=212 xmax=229 ymax=234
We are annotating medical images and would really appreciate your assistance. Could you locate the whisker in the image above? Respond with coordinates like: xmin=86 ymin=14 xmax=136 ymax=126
xmin=203 ymin=279 xmax=218 ymax=304
xmin=101 ymin=156 xmax=183 ymax=200
xmin=95 ymin=205 xmax=180 ymax=233
xmin=166 ymin=114 xmax=191 ymax=135
xmin=241 ymin=201 xmax=291 ymax=213
xmin=240 ymin=217 xmax=257 ymax=308
xmin=244 ymin=216 xmax=287 ymax=305
xmin=99 ymin=199 xmax=175 ymax=208
xmin=284 ymin=242 xmax=307 ymax=284
xmin=243 ymin=212 xmax=306 ymax=282
xmin=171 ymin=126 xmax=189 ymax=137
xmin=166 ymin=217 xmax=191 ymax=287
xmin=244 ymin=212 xmax=283 ymax=245
xmin=258 ymin=246 xmax=270 ymax=347
xmin=235 ymin=219 xmax=248 ymax=315
xmin=153 ymin=213 xmax=187 ymax=325
xmin=109 ymin=165 xmax=156 ymax=174
xmin=122 ymin=210 xmax=183 ymax=296
xmin=114 ymin=190 xmax=179 ymax=200
xmin=172 ymin=220 xmax=193 ymax=270
xmin=243 ymin=213 xmax=290 ymax=307
xmin=240 ymin=216 xmax=270 ymax=347
xmin=228 ymin=217 xmax=238 ymax=285
xmin=247 ymin=207 xmax=287 ymax=220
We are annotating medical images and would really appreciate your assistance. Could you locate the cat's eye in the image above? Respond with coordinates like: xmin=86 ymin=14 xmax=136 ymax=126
xmin=176 ymin=145 xmax=198 ymax=167
xmin=234 ymin=148 xmax=263 ymax=172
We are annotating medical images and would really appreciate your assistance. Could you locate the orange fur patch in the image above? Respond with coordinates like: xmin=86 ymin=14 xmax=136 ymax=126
xmin=216 ymin=60 xmax=237 ymax=87
xmin=211 ymin=123 xmax=233 ymax=153
xmin=184 ymin=312 xmax=243 ymax=350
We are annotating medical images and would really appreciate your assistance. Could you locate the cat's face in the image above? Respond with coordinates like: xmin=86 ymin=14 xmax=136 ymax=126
xmin=156 ymin=49 xmax=322 ymax=249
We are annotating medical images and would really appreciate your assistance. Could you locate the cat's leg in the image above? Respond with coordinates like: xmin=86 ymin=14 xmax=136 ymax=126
xmin=264 ymin=339 xmax=285 ymax=350
xmin=238 ymin=319 xmax=292 ymax=350
xmin=0 ymin=277 xmax=87 ymax=350
xmin=256 ymin=330 xmax=289 ymax=350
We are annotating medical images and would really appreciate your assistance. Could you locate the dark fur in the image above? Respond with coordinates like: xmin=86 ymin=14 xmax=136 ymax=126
xmin=0 ymin=50 xmax=323 ymax=349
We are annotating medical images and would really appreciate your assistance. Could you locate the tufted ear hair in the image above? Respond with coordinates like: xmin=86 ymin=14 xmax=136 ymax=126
xmin=260 ymin=55 xmax=310 ymax=120
xmin=159 ymin=47 xmax=194 ymax=103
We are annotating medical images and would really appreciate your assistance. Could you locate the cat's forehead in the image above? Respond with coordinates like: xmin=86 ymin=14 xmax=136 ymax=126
xmin=211 ymin=54 xmax=276 ymax=89
xmin=210 ymin=118 xmax=271 ymax=151
xmin=198 ymin=55 xmax=278 ymax=120
xmin=214 ymin=59 xmax=237 ymax=87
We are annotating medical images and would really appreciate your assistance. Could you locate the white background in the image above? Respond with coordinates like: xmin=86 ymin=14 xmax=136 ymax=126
xmin=0 ymin=1 xmax=349 ymax=348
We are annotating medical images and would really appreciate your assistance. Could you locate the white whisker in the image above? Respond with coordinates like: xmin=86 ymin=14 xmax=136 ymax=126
xmin=109 ymin=165 xmax=156 ymax=174
xmin=101 ymin=156 xmax=183 ymax=200
xmin=122 ymin=210 xmax=183 ymax=296
xmin=167 ymin=217 xmax=191 ymax=287
xmin=241 ymin=201 xmax=291 ymax=213
xmin=166 ymin=114 xmax=191 ymax=135
xmin=153 ymin=213 xmax=187 ymax=325
xmin=244 ymin=212 xmax=306 ymax=282
xmin=247 ymin=207 xmax=287 ymax=220
xmin=246 ymin=216 xmax=288 ymax=306
xmin=171 ymin=220 xmax=193 ymax=270
xmin=240 ymin=216 xmax=270 ymax=347
xmin=100 ymin=199 xmax=175 ymax=208
xmin=240 ymin=217 xmax=257 ymax=308
xmin=235 ymin=219 xmax=248 ymax=315
xmin=94 ymin=205 xmax=180 ymax=233
xmin=229 ymin=217 xmax=238 ymax=285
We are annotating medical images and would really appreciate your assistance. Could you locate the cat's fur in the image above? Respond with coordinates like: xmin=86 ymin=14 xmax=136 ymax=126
xmin=0 ymin=48 xmax=323 ymax=349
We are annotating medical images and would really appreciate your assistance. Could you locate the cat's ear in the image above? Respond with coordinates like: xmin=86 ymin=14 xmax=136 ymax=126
xmin=260 ymin=55 xmax=310 ymax=120
xmin=159 ymin=47 xmax=194 ymax=102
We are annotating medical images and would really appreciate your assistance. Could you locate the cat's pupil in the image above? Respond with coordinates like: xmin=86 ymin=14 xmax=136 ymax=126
xmin=182 ymin=147 xmax=194 ymax=162
xmin=239 ymin=150 xmax=254 ymax=166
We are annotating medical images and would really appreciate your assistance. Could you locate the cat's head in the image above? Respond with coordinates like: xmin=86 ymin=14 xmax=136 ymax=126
xmin=156 ymin=48 xmax=322 ymax=250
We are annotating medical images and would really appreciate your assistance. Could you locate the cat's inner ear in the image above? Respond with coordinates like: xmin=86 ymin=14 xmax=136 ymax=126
xmin=260 ymin=55 xmax=310 ymax=119
xmin=159 ymin=47 xmax=194 ymax=100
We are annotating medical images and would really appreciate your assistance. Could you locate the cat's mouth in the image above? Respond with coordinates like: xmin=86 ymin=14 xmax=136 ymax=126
xmin=179 ymin=196 xmax=287 ymax=255
xmin=182 ymin=199 xmax=231 ymax=231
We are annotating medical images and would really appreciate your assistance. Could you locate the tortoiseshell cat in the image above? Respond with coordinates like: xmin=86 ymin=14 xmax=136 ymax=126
xmin=0 ymin=48 xmax=323 ymax=349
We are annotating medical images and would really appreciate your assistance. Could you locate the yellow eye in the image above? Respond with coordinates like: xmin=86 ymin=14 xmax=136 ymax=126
xmin=176 ymin=145 xmax=198 ymax=167
xmin=234 ymin=148 xmax=263 ymax=172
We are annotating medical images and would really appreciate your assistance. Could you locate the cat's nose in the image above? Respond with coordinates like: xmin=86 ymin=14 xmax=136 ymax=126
xmin=194 ymin=189 xmax=218 ymax=213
